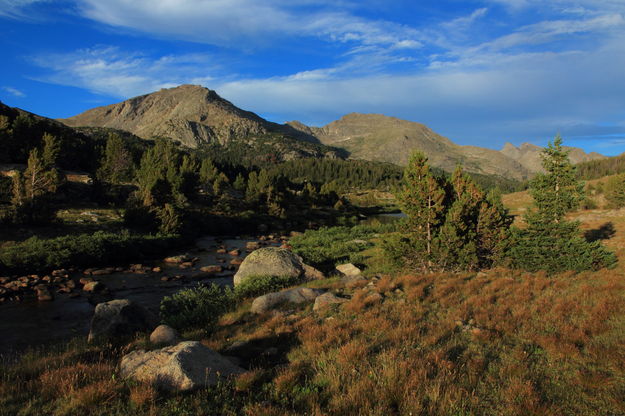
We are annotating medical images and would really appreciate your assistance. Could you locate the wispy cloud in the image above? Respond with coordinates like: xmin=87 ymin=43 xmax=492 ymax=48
xmin=29 ymin=46 xmax=219 ymax=98
xmin=0 ymin=0 xmax=48 ymax=18
xmin=2 ymin=86 xmax=26 ymax=97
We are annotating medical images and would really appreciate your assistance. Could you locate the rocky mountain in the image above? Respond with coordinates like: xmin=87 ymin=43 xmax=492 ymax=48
xmin=286 ymin=113 xmax=606 ymax=180
xmin=501 ymin=142 xmax=605 ymax=173
xmin=60 ymin=85 xmax=339 ymax=162
xmin=287 ymin=113 xmax=533 ymax=180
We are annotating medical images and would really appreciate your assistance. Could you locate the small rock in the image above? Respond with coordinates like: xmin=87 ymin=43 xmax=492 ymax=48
xmin=313 ymin=292 xmax=347 ymax=311
xmin=179 ymin=262 xmax=194 ymax=269
xmin=246 ymin=241 xmax=261 ymax=251
xmin=303 ymin=264 xmax=324 ymax=281
xmin=230 ymin=258 xmax=243 ymax=266
xmin=164 ymin=254 xmax=190 ymax=264
xmin=83 ymin=281 xmax=104 ymax=293
xmin=200 ymin=265 xmax=223 ymax=274
xmin=216 ymin=248 xmax=227 ymax=254
xmin=336 ymin=263 xmax=362 ymax=277
xmin=152 ymin=267 xmax=162 ymax=273
xmin=149 ymin=325 xmax=180 ymax=346
xmin=228 ymin=249 xmax=241 ymax=256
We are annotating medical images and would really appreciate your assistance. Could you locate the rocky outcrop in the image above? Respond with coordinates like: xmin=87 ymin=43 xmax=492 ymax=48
xmin=120 ymin=341 xmax=245 ymax=391
xmin=88 ymin=299 xmax=157 ymax=344
xmin=250 ymin=287 xmax=325 ymax=314
xmin=233 ymin=247 xmax=304 ymax=286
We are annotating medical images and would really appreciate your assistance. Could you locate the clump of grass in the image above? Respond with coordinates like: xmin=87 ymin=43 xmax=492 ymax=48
xmin=234 ymin=275 xmax=303 ymax=300
xmin=0 ymin=231 xmax=180 ymax=274
xmin=290 ymin=223 xmax=392 ymax=270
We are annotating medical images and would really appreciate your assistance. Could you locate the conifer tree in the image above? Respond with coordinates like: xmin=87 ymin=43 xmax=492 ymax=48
xmin=604 ymin=173 xmax=625 ymax=208
xmin=233 ymin=173 xmax=246 ymax=192
xmin=96 ymin=133 xmax=134 ymax=184
xmin=396 ymin=151 xmax=445 ymax=261
xmin=509 ymin=136 xmax=615 ymax=272
xmin=10 ymin=135 xmax=62 ymax=224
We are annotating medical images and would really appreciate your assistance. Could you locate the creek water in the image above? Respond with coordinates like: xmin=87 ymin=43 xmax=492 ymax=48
xmin=0 ymin=235 xmax=281 ymax=358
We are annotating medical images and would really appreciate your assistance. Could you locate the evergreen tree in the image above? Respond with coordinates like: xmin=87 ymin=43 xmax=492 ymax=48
xmin=10 ymin=135 xmax=62 ymax=224
xmin=233 ymin=173 xmax=246 ymax=192
xmin=508 ymin=136 xmax=615 ymax=273
xmin=603 ymin=174 xmax=625 ymax=208
xmin=396 ymin=151 xmax=445 ymax=265
xmin=96 ymin=133 xmax=134 ymax=184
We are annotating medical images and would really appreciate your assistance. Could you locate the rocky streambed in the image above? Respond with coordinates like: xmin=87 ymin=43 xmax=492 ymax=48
xmin=0 ymin=234 xmax=289 ymax=356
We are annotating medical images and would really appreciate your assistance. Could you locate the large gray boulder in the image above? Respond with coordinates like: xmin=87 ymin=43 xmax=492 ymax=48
xmin=233 ymin=247 xmax=304 ymax=286
xmin=120 ymin=341 xmax=245 ymax=391
xmin=88 ymin=299 xmax=157 ymax=344
xmin=251 ymin=287 xmax=325 ymax=314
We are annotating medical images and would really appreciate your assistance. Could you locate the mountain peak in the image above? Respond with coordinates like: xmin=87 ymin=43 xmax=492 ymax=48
xmin=60 ymin=84 xmax=268 ymax=148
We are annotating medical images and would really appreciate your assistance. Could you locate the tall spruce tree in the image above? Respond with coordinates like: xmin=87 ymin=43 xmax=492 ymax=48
xmin=96 ymin=133 xmax=134 ymax=184
xmin=509 ymin=136 xmax=615 ymax=273
xmin=395 ymin=151 xmax=446 ymax=270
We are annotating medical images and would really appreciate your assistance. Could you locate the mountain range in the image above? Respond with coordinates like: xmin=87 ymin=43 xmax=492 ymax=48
xmin=30 ymin=84 xmax=607 ymax=179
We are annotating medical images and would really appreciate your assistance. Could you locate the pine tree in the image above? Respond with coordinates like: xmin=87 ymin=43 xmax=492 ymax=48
xmin=233 ymin=173 xmax=246 ymax=192
xmin=97 ymin=133 xmax=134 ymax=184
xmin=396 ymin=151 xmax=446 ymax=263
xmin=604 ymin=173 xmax=625 ymax=208
xmin=509 ymin=136 xmax=615 ymax=273
xmin=433 ymin=167 xmax=484 ymax=271
xmin=10 ymin=135 xmax=62 ymax=224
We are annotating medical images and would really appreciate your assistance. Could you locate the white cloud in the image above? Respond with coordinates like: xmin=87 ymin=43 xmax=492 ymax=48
xmin=72 ymin=0 xmax=423 ymax=52
xmin=0 ymin=0 xmax=47 ymax=18
xmin=2 ymin=86 xmax=26 ymax=97
xmin=30 ymin=46 xmax=219 ymax=98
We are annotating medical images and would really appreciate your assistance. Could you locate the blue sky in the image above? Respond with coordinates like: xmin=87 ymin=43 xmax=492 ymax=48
xmin=1 ymin=0 xmax=625 ymax=155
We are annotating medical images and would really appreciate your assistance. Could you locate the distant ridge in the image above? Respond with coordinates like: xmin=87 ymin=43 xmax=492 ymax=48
xmin=59 ymin=85 xmax=605 ymax=179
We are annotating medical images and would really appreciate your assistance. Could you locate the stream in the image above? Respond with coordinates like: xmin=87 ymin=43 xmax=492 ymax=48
xmin=0 ymin=235 xmax=283 ymax=357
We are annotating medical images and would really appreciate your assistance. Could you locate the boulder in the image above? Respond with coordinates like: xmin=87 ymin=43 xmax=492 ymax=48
xmin=251 ymin=287 xmax=325 ymax=314
xmin=120 ymin=341 xmax=245 ymax=392
xmin=336 ymin=263 xmax=362 ymax=277
xmin=234 ymin=247 xmax=304 ymax=287
xmin=313 ymin=292 xmax=347 ymax=311
xmin=150 ymin=325 xmax=180 ymax=346
xmin=88 ymin=299 xmax=157 ymax=343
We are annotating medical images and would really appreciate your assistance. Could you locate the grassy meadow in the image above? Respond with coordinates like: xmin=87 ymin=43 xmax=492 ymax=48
xmin=1 ymin=181 xmax=624 ymax=416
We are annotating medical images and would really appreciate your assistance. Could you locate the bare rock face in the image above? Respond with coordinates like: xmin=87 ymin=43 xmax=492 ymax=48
xmin=88 ymin=299 xmax=157 ymax=344
xmin=120 ymin=341 xmax=245 ymax=391
xmin=233 ymin=247 xmax=304 ymax=286
xmin=250 ymin=287 xmax=325 ymax=314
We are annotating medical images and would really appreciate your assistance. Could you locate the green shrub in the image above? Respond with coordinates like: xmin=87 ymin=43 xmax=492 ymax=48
xmin=234 ymin=274 xmax=302 ymax=300
xmin=160 ymin=284 xmax=235 ymax=334
xmin=290 ymin=223 xmax=392 ymax=270
xmin=0 ymin=231 xmax=179 ymax=274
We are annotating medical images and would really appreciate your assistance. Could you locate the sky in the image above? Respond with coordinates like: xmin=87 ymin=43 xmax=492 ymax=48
xmin=1 ymin=0 xmax=625 ymax=155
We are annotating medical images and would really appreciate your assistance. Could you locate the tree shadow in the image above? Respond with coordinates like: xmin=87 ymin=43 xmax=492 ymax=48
xmin=584 ymin=222 xmax=616 ymax=242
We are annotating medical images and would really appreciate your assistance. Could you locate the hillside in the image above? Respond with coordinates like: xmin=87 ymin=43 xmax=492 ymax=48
xmin=287 ymin=113 xmax=605 ymax=181
xmin=60 ymin=85 xmax=339 ymax=163
xmin=501 ymin=142 xmax=605 ymax=173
